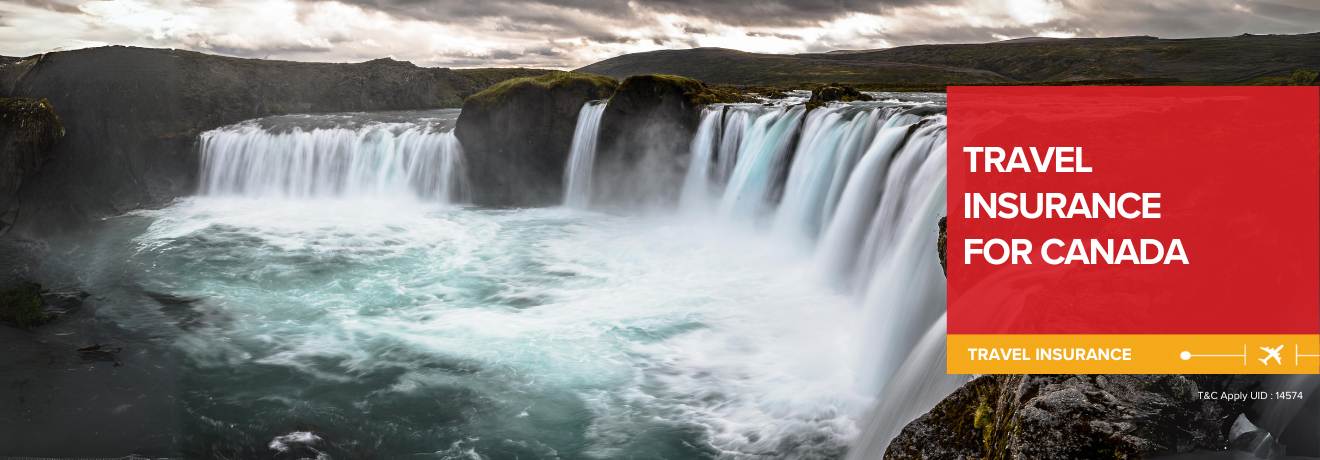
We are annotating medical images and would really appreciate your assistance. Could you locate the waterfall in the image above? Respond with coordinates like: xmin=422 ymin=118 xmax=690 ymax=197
xmin=563 ymin=100 xmax=607 ymax=208
xmin=198 ymin=119 xmax=466 ymax=202
xmin=675 ymin=100 xmax=952 ymax=456
xmin=679 ymin=106 xmax=725 ymax=213
xmin=716 ymin=108 xmax=755 ymax=184
xmin=773 ymin=106 xmax=894 ymax=244
xmin=815 ymin=114 xmax=922 ymax=285
xmin=719 ymin=106 xmax=805 ymax=219
xmin=855 ymin=123 xmax=947 ymax=393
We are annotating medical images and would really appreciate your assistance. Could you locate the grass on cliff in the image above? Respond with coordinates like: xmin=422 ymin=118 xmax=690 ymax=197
xmin=465 ymin=71 xmax=618 ymax=107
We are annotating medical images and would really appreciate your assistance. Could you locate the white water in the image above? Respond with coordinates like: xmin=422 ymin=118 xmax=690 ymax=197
xmin=682 ymin=100 xmax=952 ymax=455
xmin=719 ymin=106 xmax=805 ymax=220
xmin=199 ymin=112 xmax=466 ymax=203
xmin=679 ymin=106 xmax=724 ymax=214
xmin=563 ymin=101 xmax=607 ymax=208
xmin=128 ymin=199 xmax=865 ymax=458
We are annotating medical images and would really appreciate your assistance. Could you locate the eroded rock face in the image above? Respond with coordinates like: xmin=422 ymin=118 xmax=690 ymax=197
xmin=885 ymin=374 xmax=1258 ymax=459
xmin=0 ymin=46 xmax=545 ymax=236
xmin=0 ymin=97 xmax=62 ymax=236
xmin=455 ymin=72 xmax=618 ymax=206
xmin=938 ymin=216 xmax=947 ymax=276
xmin=592 ymin=74 xmax=736 ymax=207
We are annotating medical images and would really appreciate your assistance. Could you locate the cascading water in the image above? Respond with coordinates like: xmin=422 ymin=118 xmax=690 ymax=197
xmin=679 ymin=106 xmax=725 ymax=214
xmin=680 ymin=98 xmax=953 ymax=456
xmin=563 ymin=100 xmax=607 ymax=208
xmin=815 ymin=113 xmax=921 ymax=286
xmin=198 ymin=110 xmax=467 ymax=203
xmin=772 ymin=106 xmax=895 ymax=245
xmin=718 ymin=105 xmax=805 ymax=219
xmin=716 ymin=108 xmax=754 ymax=184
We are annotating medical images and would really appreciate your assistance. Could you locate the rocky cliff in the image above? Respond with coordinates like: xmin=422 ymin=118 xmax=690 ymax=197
xmin=455 ymin=72 xmax=618 ymax=206
xmin=0 ymin=46 xmax=544 ymax=236
xmin=591 ymin=74 xmax=742 ymax=207
xmin=0 ymin=97 xmax=62 ymax=237
xmin=885 ymin=374 xmax=1257 ymax=459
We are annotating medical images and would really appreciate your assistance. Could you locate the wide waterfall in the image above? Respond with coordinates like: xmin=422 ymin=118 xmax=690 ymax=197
xmin=198 ymin=110 xmax=467 ymax=203
xmin=563 ymin=101 xmax=607 ymax=208
xmin=678 ymin=99 xmax=957 ymax=456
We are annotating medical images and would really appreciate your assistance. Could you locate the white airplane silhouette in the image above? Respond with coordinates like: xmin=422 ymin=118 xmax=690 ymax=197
xmin=1259 ymin=345 xmax=1284 ymax=366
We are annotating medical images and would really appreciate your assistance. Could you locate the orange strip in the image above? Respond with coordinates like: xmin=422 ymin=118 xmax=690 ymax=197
xmin=947 ymin=334 xmax=1320 ymax=374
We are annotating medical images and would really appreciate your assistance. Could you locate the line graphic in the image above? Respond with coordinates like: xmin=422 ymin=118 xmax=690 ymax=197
xmin=1178 ymin=344 xmax=1247 ymax=365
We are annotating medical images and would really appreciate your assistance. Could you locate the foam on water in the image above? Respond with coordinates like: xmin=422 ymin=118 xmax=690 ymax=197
xmin=127 ymin=196 xmax=866 ymax=458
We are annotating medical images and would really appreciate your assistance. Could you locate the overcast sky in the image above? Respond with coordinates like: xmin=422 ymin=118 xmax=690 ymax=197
xmin=2 ymin=0 xmax=1317 ymax=69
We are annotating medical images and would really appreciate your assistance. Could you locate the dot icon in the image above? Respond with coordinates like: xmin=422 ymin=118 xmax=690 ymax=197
xmin=1179 ymin=351 xmax=1191 ymax=361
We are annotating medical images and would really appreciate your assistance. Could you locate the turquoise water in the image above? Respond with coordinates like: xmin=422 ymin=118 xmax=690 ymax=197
xmin=102 ymin=198 xmax=866 ymax=458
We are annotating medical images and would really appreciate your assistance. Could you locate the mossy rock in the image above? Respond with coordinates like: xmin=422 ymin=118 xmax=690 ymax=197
xmin=887 ymin=375 xmax=1252 ymax=459
xmin=0 ymin=282 xmax=49 ymax=329
xmin=455 ymin=71 xmax=618 ymax=206
xmin=464 ymin=71 xmax=619 ymax=109
xmin=0 ymin=97 xmax=65 ymax=142
xmin=805 ymin=83 xmax=873 ymax=110
xmin=1289 ymin=69 xmax=1319 ymax=85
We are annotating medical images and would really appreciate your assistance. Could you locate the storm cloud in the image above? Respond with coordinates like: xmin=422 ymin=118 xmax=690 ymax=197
xmin=0 ymin=0 xmax=1316 ymax=68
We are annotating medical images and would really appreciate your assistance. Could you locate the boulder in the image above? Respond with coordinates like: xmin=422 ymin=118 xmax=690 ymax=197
xmin=0 ymin=97 xmax=62 ymax=236
xmin=454 ymin=71 xmax=618 ymax=206
xmin=885 ymin=374 xmax=1258 ymax=459
xmin=806 ymin=84 xmax=873 ymax=110
xmin=592 ymin=74 xmax=743 ymax=207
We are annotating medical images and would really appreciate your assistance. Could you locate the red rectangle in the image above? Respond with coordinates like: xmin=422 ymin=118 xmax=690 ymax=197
xmin=947 ymin=86 xmax=1319 ymax=335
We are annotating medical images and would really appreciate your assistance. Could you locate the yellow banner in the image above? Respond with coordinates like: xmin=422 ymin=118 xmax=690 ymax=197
xmin=947 ymin=334 xmax=1320 ymax=374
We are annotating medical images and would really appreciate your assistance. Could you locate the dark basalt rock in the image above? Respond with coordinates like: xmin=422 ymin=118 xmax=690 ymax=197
xmin=0 ymin=97 xmax=62 ymax=236
xmin=454 ymin=71 xmax=618 ymax=206
xmin=0 ymin=46 xmax=545 ymax=236
xmin=885 ymin=374 xmax=1258 ymax=459
xmin=806 ymin=83 xmax=873 ymax=110
xmin=592 ymin=74 xmax=738 ymax=207
xmin=937 ymin=216 xmax=948 ymax=276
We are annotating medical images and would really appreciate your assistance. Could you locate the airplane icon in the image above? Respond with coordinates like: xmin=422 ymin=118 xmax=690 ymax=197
xmin=1259 ymin=345 xmax=1284 ymax=366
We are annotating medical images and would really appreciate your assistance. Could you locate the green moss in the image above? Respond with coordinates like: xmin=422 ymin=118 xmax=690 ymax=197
xmin=1289 ymin=69 xmax=1319 ymax=85
xmin=0 ymin=282 xmax=48 ymax=329
xmin=0 ymin=97 xmax=65 ymax=139
xmin=465 ymin=71 xmax=618 ymax=107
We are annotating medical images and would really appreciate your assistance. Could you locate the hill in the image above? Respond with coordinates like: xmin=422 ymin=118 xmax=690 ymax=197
xmin=577 ymin=33 xmax=1320 ymax=87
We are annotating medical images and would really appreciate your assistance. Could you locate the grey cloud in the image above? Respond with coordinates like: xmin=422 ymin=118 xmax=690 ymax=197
xmin=747 ymin=31 xmax=803 ymax=41
xmin=637 ymin=0 xmax=955 ymax=26
xmin=17 ymin=0 xmax=82 ymax=14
